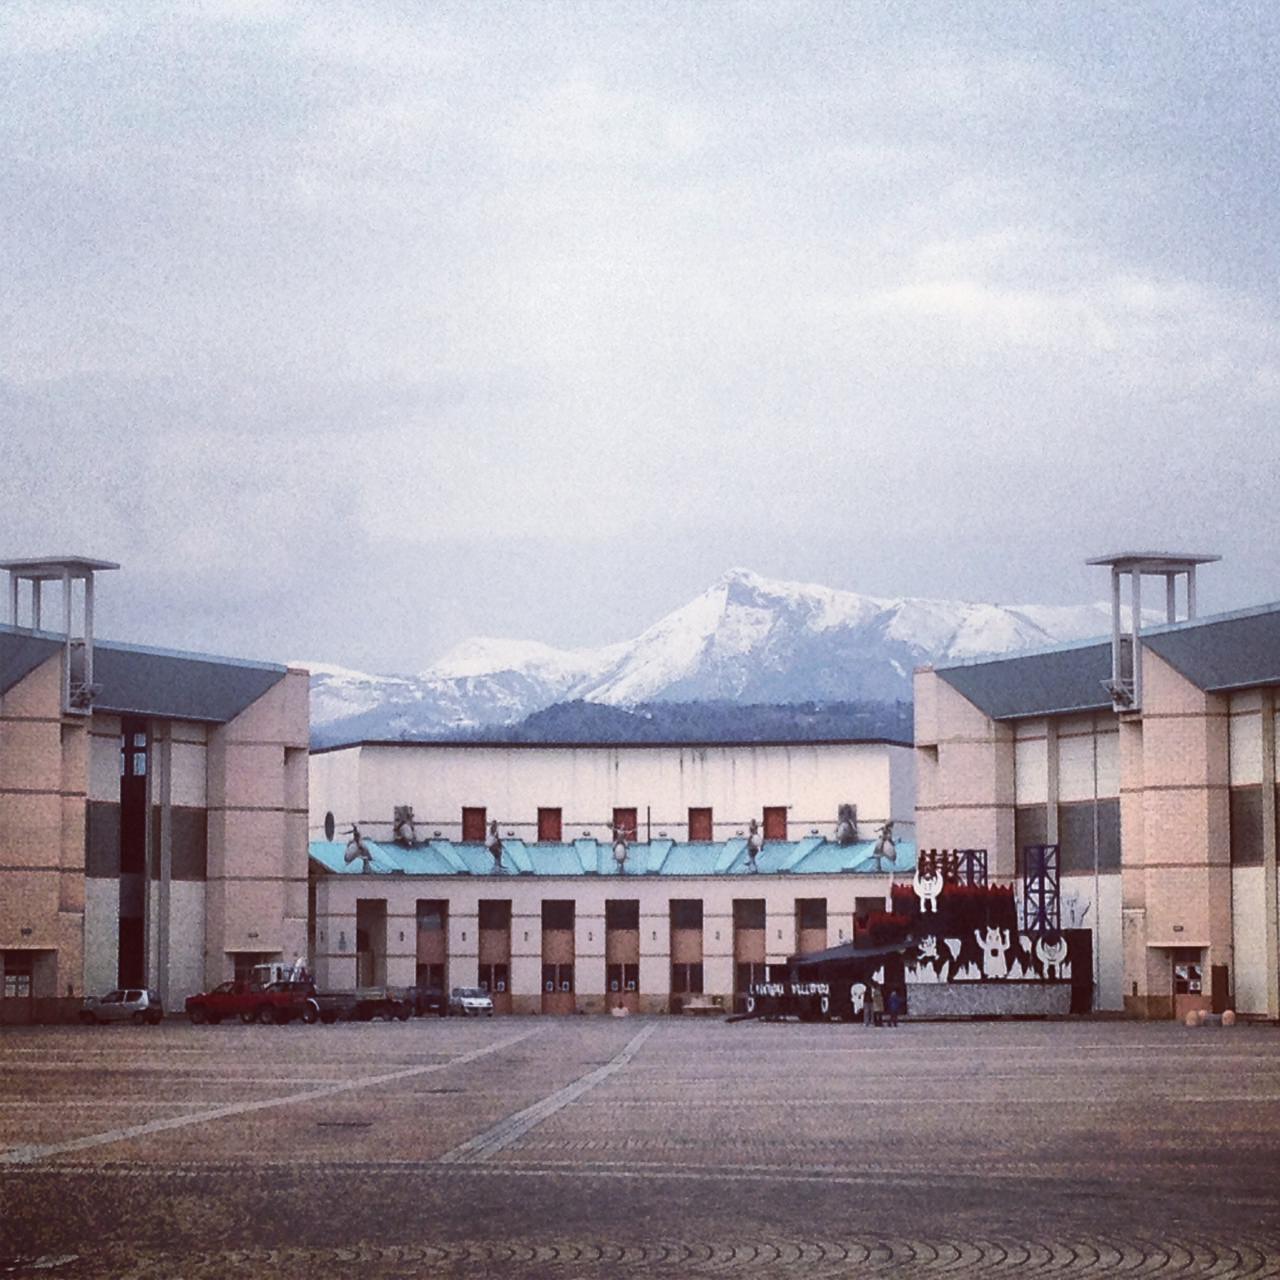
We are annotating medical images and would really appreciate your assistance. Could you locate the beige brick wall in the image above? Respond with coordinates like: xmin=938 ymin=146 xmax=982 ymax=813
xmin=202 ymin=668 xmax=309 ymax=987
xmin=914 ymin=668 xmax=1015 ymax=876
xmin=0 ymin=654 xmax=87 ymax=998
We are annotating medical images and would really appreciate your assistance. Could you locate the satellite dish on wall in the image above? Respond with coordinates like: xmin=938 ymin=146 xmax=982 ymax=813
xmin=324 ymin=811 xmax=335 ymax=842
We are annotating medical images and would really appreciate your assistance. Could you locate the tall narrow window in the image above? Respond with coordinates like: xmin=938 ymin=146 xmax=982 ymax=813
xmin=612 ymin=807 xmax=638 ymax=841
xmin=461 ymin=807 xmax=486 ymax=842
xmin=762 ymin=806 xmax=788 ymax=840
xmin=688 ymin=808 xmax=713 ymax=842
xmin=537 ymin=808 xmax=562 ymax=842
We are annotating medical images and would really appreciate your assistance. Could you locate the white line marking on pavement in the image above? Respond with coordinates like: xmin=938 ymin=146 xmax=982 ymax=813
xmin=439 ymin=1023 xmax=657 ymax=1165
xmin=0 ymin=1029 xmax=542 ymax=1167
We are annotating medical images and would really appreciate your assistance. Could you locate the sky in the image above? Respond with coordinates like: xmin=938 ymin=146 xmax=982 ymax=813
xmin=2 ymin=0 xmax=1277 ymax=674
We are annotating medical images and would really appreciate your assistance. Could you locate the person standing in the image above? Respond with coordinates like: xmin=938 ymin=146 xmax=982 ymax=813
xmin=862 ymin=983 xmax=874 ymax=1028
xmin=872 ymin=984 xmax=885 ymax=1027
xmin=886 ymin=988 xmax=902 ymax=1028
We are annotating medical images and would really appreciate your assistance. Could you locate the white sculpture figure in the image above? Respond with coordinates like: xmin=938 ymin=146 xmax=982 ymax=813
xmin=746 ymin=818 xmax=764 ymax=873
xmin=393 ymin=805 xmax=417 ymax=846
xmin=486 ymin=820 xmax=505 ymax=873
xmin=834 ymin=804 xmax=858 ymax=846
xmin=343 ymin=825 xmax=372 ymax=872
xmin=1036 ymin=935 xmax=1069 ymax=980
xmin=873 ymin=821 xmax=897 ymax=870
xmin=975 ymin=926 xmax=1012 ymax=979
xmin=612 ymin=825 xmax=629 ymax=872
xmin=913 ymin=863 xmax=943 ymax=913
xmin=850 ymin=982 xmax=867 ymax=1015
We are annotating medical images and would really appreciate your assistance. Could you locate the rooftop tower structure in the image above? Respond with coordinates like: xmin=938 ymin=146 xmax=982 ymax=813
xmin=1086 ymin=551 xmax=1220 ymax=713
xmin=1 ymin=555 xmax=119 ymax=714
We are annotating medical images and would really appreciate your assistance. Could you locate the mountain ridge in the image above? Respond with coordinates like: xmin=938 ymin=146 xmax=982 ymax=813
xmin=303 ymin=568 xmax=1119 ymax=746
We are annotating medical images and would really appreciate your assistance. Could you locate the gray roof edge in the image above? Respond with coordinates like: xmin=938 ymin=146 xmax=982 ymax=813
xmin=990 ymin=698 xmax=1114 ymax=722
xmin=926 ymin=635 xmax=1112 ymax=674
xmin=924 ymin=598 xmax=1280 ymax=679
xmin=0 ymin=622 xmax=288 ymax=674
xmin=1139 ymin=598 xmax=1280 ymax=638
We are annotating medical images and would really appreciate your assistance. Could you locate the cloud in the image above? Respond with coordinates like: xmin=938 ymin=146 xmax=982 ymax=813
xmin=0 ymin=2 xmax=110 ymax=55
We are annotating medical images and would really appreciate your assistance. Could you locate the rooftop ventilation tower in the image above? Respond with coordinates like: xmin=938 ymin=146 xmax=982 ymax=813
xmin=1 ymin=555 xmax=120 ymax=714
xmin=1086 ymin=551 xmax=1219 ymax=713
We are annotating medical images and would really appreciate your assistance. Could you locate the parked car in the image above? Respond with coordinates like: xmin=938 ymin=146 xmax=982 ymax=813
xmin=185 ymin=980 xmax=260 ymax=1025
xmin=80 ymin=989 xmax=163 ymax=1025
xmin=409 ymin=985 xmax=447 ymax=1017
xmin=448 ymin=987 xmax=494 ymax=1017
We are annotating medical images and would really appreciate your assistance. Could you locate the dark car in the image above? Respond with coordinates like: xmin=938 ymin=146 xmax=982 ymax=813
xmin=409 ymin=985 xmax=447 ymax=1017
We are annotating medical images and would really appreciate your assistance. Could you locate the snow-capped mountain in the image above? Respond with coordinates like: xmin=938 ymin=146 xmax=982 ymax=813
xmin=303 ymin=568 xmax=1120 ymax=746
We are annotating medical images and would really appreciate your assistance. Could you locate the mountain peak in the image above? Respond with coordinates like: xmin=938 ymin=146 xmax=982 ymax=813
xmin=306 ymin=569 xmax=1120 ymax=744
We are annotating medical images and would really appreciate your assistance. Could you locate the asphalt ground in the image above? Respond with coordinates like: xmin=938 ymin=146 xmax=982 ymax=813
xmin=1 ymin=1016 xmax=1279 ymax=1278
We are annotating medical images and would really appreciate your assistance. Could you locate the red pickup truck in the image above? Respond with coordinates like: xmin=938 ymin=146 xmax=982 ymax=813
xmin=185 ymin=979 xmax=315 ymax=1025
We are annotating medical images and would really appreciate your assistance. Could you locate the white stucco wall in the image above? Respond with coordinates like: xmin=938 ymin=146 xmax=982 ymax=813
xmin=83 ymin=877 xmax=119 ymax=995
xmin=1232 ymin=866 xmax=1268 ymax=1015
xmin=1060 ymin=871 xmax=1123 ymax=1011
xmin=310 ymin=741 xmax=913 ymax=846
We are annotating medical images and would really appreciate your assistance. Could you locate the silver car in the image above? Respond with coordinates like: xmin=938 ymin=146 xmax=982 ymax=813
xmin=80 ymin=988 xmax=164 ymax=1025
xmin=448 ymin=987 xmax=494 ymax=1017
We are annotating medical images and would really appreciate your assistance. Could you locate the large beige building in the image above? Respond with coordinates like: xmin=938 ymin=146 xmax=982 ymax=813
xmin=916 ymin=554 xmax=1279 ymax=1021
xmin=309 ymin=737 xmax=915 ymax=1012
xmin=0 ymin=558 xmax=310 ymax=1022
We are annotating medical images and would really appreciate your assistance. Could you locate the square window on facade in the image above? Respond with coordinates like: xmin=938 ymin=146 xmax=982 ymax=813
xmin=797 ymin=898 xmax=827 ymax=931
xmin=733 ymin=899 xmax=765 ymax=931
xmin=687 ymin=807 xmax=713 ymax=841
xmin=605 ymin=899 xmax=639 ymax=931
xmin=537 ymin=808 xmax=562 ymax=842
xmin=416 ymin=900 xmax=447 ymax=931
xmin=669 ymin=899 xmax=703 ymax=930
xmin=542 ymin=900 xmax=575 ymax=931
xmin=462 ymin=807 xmax=487 ymax=842
xmin=478 ymin=900 xmax=511 ymax=931
xmin=612 ymin=808 xmax=638 ymax=841
xmin=763 ymin=806 xmax=787 ymax=840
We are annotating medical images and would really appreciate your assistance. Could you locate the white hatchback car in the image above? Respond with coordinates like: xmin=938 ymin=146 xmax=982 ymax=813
xmin=80 ymin=988 xmax=164 ymax=1025
xmin=448 ymin=987 xmax=494 ymax=1016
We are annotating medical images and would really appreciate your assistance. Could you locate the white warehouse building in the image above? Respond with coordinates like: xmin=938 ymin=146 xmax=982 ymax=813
xmin=307 ymin=737 xmax=915 ymax=1013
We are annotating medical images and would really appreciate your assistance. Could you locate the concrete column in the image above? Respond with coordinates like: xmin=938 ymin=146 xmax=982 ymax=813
xmin=1045 ymin=720 xmax=1060 ymax=845
xmin=1131 ymin=571 xmax=1143 ymax=709
xmin=155 ymin=726 xmax=173 ymax=1010
xmin=1262 ymin=688 xmax=1279 ymax=1021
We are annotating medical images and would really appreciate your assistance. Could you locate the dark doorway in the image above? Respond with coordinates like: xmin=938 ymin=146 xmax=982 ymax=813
xmin=118 ymin=718 xmax=148 ymax=988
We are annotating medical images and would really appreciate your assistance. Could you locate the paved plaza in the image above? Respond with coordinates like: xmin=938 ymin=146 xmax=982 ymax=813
xmin=1 ymin=1016 xmax=1278 ymax=1277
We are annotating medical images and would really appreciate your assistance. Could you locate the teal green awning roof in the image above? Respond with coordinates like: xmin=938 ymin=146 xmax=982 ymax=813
xmin=309 ymin=835 xmax=916 ymax=878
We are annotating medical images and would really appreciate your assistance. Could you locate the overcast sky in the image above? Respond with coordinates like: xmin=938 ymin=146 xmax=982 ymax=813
xmin=2 ymin=1 xmax=1277 ymax=673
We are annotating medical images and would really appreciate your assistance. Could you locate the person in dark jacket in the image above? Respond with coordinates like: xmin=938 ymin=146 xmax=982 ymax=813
xmin=886 ymin=988 xmax=902 ymax=1027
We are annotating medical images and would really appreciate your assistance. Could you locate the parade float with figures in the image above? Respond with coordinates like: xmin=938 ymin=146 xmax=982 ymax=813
xmin=746 ymin=845 xmax=1093 ymax=1021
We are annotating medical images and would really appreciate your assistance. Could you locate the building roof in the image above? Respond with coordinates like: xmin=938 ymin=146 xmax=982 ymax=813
xmin=933 ymin=640 xmax=1114 ymax=720
xmin=933 ymin=599 xmax=1280 ymax=719
xmin=1084 ymin=551 xmax=1220 ymax=571
xmin=0 ymin=625 xmax=288 ymax=723
xmin=1142 ymin=603 xmax=1280 ymax=693
xmin=0 ymin=630 xmax=62 ymax=697
xmin=309 ymin=835 xmax=917 ymax=878
xmin=0 ymin=555 xmax=121 ymax=577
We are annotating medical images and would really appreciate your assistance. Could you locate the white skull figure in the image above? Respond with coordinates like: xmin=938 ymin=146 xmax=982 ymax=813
xmin=850 ymin=982 xmax=867 ymax=1013
xmin=913 ymin=864 xmax=943 ymax=913
xmin=918 ymin=935 xmax=939 ymax=963
xmin=1035 ymin=935 xmax=1069 ymax=980
xmin=975 ymin=926 xmax=1012 ymax=979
